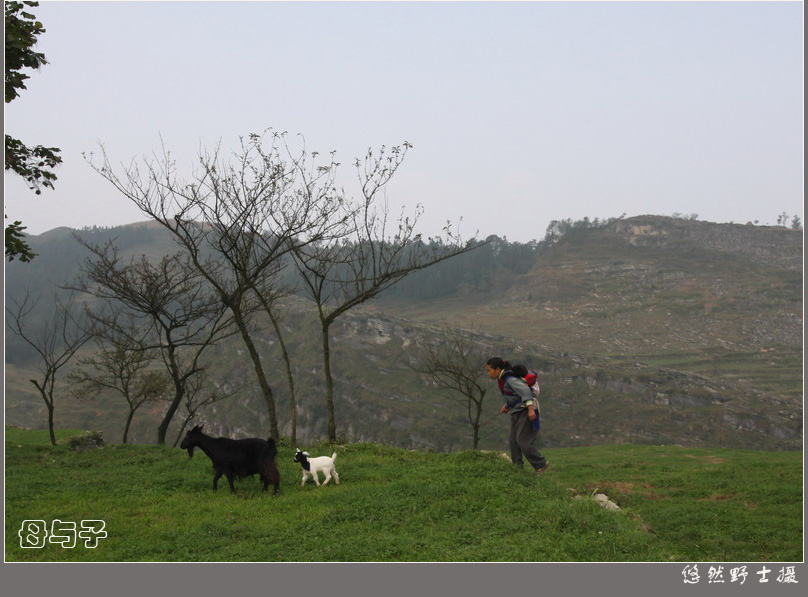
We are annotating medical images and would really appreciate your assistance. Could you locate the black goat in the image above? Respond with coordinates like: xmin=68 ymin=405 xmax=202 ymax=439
xmin=179 ymin=424 xmax=280 ymax=495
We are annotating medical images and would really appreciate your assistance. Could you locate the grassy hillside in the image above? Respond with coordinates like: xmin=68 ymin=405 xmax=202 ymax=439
xmin=5 ymin=216 xmax=802 ymax=452
xmin=379 ymin=217 xmax=802 ymax=371
xmin=4 ymin=427 xmax=802 ymax=562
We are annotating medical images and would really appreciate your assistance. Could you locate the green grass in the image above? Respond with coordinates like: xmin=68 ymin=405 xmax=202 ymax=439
xmin=4 ymin=427 xmax=802 ymax=562
xmin=545 ymin=444 xmax=803 ymax=562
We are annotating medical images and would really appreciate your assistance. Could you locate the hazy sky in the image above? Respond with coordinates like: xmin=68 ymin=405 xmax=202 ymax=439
xmin=4 ymin=0 xmax=804 ymax=243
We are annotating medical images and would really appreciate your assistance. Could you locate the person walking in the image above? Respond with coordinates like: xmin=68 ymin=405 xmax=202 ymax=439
xmin=486 ymin=357 xmax=548 ymax=475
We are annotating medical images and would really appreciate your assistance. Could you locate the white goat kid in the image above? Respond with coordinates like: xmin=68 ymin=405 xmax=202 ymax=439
xmin=293 ymin=449 xmax=340 ymax=487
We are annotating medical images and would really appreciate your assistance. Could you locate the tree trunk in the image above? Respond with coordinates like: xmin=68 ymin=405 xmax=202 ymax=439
xmin=472 ymin=396 xmax=483 ymax=449
xmin=123 ymin=409 xmax=135 ymax=444
xmin=321 ymin=322 xmax=337 ymax=442
xmin=157 ymin=387 xmax=183 ymax=445
xmin=268 ymin=309 xmax=297 ymax=445
xmin=30 ymin=379 xmax=57 ymax=446
xmin=47 ymin=402 xmax=56 ymax=447
xmin=156 ymin=344 xmax=184 ymax=445
xmin=233 ymin=310 xmax=279 ymax=439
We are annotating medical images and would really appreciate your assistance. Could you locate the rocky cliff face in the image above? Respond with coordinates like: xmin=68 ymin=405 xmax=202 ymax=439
xmin=608 ymin=216 xmax=802 ymax=269
xmin=499 ymin=216 xmax=802 ymax=354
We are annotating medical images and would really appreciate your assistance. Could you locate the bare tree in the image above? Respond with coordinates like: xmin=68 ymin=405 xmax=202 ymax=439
xmin=293 ymin=142 xmax=479 ymax=441
xmin=68 ymin=324 xmax=171 ymax=443
xmin=5 ymin=291 xmax=93 ymax=445
xmin=409 ymin=323 xmax=493 ymax=449
xmin=85 ymin=132 xmax=352 ymax=439
xmin=72 ymin=239 xmax=236 ymax=444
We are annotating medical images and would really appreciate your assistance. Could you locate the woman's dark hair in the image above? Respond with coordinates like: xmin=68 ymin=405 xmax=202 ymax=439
xmin=486 ymin=357 xmax=511 ymax=370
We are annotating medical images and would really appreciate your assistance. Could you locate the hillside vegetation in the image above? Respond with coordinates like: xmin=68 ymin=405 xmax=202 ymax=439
xmin=4 ymin=215 xmax=803 ymax=451
xmin=4 ymin=427 xmax=802 ymax=562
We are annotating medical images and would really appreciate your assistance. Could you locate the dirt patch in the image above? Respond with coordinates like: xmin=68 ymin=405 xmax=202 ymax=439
xmin=684 ymin=453 xmax=725 ymax=464
xmin=699 ymin=494 xmax=736 ymax=501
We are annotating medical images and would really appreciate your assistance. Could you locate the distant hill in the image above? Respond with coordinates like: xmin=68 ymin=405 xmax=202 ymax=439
xmin=4 ymin=216 xmax=803 ymax=451
xmin=384 ymin=215 xmax=802 ymax=350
